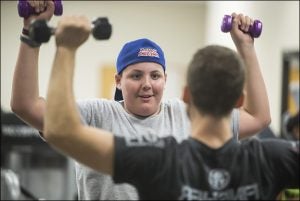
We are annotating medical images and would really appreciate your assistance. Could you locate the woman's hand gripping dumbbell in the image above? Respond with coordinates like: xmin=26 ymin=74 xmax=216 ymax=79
xmin=28 ymin=16 xmax=112 ymax=44
xmin=221 ymin=14 xmax=262 ymax=38
xmin=18 ymin=0 xmax=63 ymax=18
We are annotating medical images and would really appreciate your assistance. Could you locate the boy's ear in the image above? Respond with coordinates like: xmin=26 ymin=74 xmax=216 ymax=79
xmin=234 ymin=92 xmax=244 ymax=108
xmin=115 ymin=74 xmax=121 ymax=89
xmin=182 ymin=85 xmax=191 ymax=104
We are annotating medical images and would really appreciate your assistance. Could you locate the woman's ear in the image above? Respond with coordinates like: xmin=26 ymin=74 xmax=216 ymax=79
xmin=182 ymin=85 xmax=190 ymax=104
xmin=234 ymin=92 xmax=244 ymax=108
xmin=163 ymin=73 xmax=167 ymax=90
xmin=115 ymin=74 xmax=121 ymax=89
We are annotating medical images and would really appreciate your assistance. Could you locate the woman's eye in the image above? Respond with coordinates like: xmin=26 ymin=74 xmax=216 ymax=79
xmin=131 ymin=74 xmax=141 ymax=80
xmin=151 ymin=74 xmax=161 ymax=80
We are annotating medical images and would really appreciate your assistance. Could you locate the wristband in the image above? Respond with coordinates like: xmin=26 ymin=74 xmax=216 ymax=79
xmin=22 ymin=28 xmax=29 ymax=36
xmin=20 ymin=34 xmax=41 ymax=48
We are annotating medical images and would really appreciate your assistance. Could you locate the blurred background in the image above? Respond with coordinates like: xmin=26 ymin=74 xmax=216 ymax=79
xmin=1 ymin=1 xmax=299 ymax=200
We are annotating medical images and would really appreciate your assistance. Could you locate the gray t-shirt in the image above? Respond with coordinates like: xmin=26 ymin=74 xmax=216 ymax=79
xmin=75 ymin=98 xmax=239 ymax=200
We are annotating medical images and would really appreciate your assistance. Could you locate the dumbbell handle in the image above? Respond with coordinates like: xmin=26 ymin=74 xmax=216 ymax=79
xmin=221 ymin=15 xmax=262 ymax=38
xmin=18 ymin=0 xmax=63 ymax=18
xmin=29 ymin=18 xmax=112 ymax=43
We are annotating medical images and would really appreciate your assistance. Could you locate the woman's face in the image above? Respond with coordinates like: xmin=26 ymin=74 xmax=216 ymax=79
xmin=116 ymin=62 xmax=166 ymax=117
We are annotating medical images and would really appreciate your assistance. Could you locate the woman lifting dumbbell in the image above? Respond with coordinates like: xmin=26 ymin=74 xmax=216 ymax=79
xmin=11 ymin=0 xmax=271 ymax=200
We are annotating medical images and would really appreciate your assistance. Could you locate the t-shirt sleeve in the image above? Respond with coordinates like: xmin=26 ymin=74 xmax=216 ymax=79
xmin=76 ymin=99 xmax=95 ymax=125
xmin=113 ymin=135 xmax=178 ymax=188
xmin=262 ymin=139 xmax=299 ymax=188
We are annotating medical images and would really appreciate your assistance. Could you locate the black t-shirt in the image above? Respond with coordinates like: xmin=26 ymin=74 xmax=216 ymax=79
xmin=113 ymin=135 xmax=299 ymax=200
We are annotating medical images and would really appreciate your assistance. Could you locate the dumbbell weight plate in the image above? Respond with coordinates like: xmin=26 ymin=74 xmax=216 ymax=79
xmin=92 ymin=18 xmax=112 ymax=40
xmin=249 ymin=20 xmax=262 ymax=38
xmin=18 ymin=1 xmax=31 ymax=18
xmin=29 ymin=19 xmax=52 ymax=43
xmin=220 ymin=15 xmax=232 ymax=33
xmin=54 ymin=0 xmax=63 ymax=16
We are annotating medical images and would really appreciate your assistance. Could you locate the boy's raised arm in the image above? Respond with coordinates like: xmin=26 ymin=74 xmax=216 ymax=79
xmin=230 ymin=13 xmax=271 ymax=138
xmin=44 ymin=16 xmax=114 ymax=175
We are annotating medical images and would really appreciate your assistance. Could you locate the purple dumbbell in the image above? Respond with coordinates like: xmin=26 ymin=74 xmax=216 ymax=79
xmin=18 ymin=0 xmax=63 ymax=18
xmin=221 ymin=15 xmax=262 ymax=38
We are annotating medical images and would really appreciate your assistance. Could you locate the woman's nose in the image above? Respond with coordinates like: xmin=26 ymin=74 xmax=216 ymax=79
xmin=141 ymin=76 xmax=151 ymax=90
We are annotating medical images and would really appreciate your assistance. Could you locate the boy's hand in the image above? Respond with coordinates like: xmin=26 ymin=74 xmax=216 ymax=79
xmin=55 ymin=16 xmax=92 ymax=50
xmin=230 ymin=12 xmax=255 ymax=48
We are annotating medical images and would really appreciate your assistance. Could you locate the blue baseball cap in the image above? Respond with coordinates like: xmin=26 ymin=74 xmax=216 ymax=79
xmin=114 ymin=38 xmax=166 ymax=101
xmin=116 ymin=38 xmax=166 ymax=74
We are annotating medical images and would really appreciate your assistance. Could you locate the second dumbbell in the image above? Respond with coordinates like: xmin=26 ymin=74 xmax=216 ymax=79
xmin=221 ymin=15 xmax=262 ymax=38
xmin=29 ymin=17 xmax=112 ymax=43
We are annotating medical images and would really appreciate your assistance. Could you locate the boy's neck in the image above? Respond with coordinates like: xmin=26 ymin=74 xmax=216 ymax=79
xmin=190 ymin=112 xmax=232 ymax=149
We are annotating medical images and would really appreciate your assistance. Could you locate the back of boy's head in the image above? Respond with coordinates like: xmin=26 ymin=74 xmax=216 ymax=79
xmin=187 ymin=45 xmax=245 ymax=117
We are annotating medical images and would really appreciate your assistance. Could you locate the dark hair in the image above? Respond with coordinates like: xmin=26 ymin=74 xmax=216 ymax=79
xmin=187 ymin=45 xmax=245 ymax=117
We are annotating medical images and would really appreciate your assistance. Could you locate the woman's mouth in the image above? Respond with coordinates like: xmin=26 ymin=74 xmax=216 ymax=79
xmin=139 ymin=95 xmax=153 ymax=101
